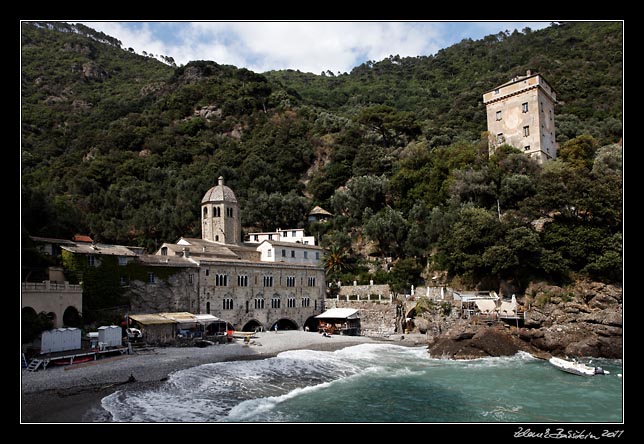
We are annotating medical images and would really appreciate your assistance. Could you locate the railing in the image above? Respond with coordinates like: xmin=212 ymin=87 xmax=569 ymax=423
xmin=332 ymin=294 xmax=393 ymax=303
xmin=22 ymin=281 xmax=82 ymax=292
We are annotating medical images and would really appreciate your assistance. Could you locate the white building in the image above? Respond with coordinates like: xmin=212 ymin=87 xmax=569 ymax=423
xmin=246 ymin=228 xmax=316 ymax=245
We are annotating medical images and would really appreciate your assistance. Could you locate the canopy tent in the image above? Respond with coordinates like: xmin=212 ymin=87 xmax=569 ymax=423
xmin=315 ymin=308 xmax=360 ymax=336
xmin=315 ymin=308 xmax=360 ymax=320
xmin=475 ymin=299 xmax=497 ymax=314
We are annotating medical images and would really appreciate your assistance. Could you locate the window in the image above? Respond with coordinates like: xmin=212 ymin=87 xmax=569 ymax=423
xmin=120 ymin=276 xmax=128 ymax=286
xmin=148 ymin=272 xmax=156 ymax=284
xmin=263 ymin=275 xmax=274 ymax=287
xmin=494 ymin=88 xmax=500 ymax=95
xmin=497 ymin=133 xmax=505 ymax=144
xmin=303 ymin=251 xmax=308 ymax=259
xmin=524 ymin=146 xmax=531 ymax=151
xmin=118 ymin=256 xmax=128 ymax=266
xmin=292 ymin=230 xmax=297 ymax=237
xmin=215 ymin=235 xmax=219 ymax=242
xmin=495 ymin=110 xmax=502 ymax=121
xmin=282 ymin=249 xmax=286 ymax=257
xmin=223 ymin=299 xmax=234 ymax=310
xmin=203 ymin=207 xmax=208 ymax=217
xmin=214 ymin=207 xmax=221 ymax=217
xmin=267 ymin=249 xmax=272 ymax=258
xmin=87 ymin=255 xmax=96 ymax=267
xmin=246 ymin=300 xmax=249 ymax=313
xmin=215 ymin=274 xmax=228 ymax=286
xmin=523 ymin=126 xmax=530 ymax=137
xmin=238 ymin=274 xmax=248 ymax=287
xmin=286 ymin=276 xmax=296 ymax=287
xmin=254 ymin=234 xmax=259 ymax=241
xmin=268 ymin=234 xmax=273 ymax=240
xmin=291 ymin=250 xmax=295 ymax=258
xmin=205 ymin=269 xmax=210 ymax=276
xmin=189 ymin=274 xmax=193 ymax=284
xmin=282 ymin=231 xmax=288 ymax=237
xmin=302 ymin=297 xmax=311 ymax=308
xmin=522 ymin=102 xmax=529 ymax=113
xmin=160 ymin=247 xmax=167 ymax=256
xmin=315 ymin=252 xmax=320 ymax=260
xmin=206 ymin=302 xmax=210 ymax=314
xmin=255 ymin=298 xmax=265 ymax=309
xmin=308 ymin=276 xmax=316 ymax=287
xmin=287 ymin=298 xmax=296 ymax=308
xmin=227 ymin=208 xmax=233 ymax=217
xmin=271 ymin=297 xmax=281 ymax=309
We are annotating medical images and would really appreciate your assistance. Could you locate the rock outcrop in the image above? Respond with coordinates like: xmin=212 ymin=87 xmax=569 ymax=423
xmin=423 ymin=280 xmax=622 ymax=359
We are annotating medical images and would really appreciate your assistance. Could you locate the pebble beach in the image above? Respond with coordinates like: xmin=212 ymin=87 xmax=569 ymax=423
xmin=21 ymin=331 xmax=419 ymax=423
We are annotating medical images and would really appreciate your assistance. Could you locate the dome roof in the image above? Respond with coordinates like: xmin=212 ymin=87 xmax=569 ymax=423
xmin=201 ymin=177 xmax=237 ymax=203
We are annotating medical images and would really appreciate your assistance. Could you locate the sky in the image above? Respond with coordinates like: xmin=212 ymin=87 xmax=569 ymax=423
xmin=80 ymin=21 xmax=552 ymax=74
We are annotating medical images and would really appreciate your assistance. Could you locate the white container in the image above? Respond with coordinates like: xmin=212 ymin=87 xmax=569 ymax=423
xmin=98 ymin=325 xmax=122 ymax=348
xmin=40 ymin=328 xmax=81 ymax=353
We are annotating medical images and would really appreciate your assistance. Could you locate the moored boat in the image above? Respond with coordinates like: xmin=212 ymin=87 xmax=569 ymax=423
xmin=549 ymin=356 xmax=610 ymax=376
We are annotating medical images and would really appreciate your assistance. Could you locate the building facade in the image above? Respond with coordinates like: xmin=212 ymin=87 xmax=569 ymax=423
xmin=483 ymin=70 xmax=558 ymax=163
xmin=155 ymin=177 xmax=326 ymax=331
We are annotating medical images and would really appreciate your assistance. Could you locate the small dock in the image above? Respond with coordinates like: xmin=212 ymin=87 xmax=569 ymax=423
xmin=26 ymin=345 xmax=130 ymax=371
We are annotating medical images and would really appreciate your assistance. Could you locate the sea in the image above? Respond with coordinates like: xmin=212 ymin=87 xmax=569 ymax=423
xmin=101 ymin=343 xmax=623 ymax=423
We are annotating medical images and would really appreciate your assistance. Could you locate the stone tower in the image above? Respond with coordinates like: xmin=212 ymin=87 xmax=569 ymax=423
xmin=483 ymin=71 xmax=559 ymax=163
xmin=201 ymin=177 xmax=241 ymax=245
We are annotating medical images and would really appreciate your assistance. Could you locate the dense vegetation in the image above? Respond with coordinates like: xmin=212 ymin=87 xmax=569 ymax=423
xmin=21 ymin=21 xmax=623 ymax=291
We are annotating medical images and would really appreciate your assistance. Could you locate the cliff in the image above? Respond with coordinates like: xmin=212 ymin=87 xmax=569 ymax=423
xmin=424 ymin=280 xmax=622 ymax=359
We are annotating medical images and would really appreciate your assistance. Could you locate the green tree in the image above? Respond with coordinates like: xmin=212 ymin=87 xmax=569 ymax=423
xmin=363 ymin=206 xmax=408 ymax=257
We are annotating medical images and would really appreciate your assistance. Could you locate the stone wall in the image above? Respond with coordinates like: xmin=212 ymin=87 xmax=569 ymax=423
xmin=332 ymin=300 xmax=399 ymax=337
xmin=337 ymin=284 xmax=390 ymax=298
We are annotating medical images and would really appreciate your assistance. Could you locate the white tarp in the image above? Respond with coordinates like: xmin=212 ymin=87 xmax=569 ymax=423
xmin=499 ymin=300 xmax=517 ymax=316
xmin=315 ymin=308 xmax=360 ymax=319
xmin=475 ymin=299 xmax=497 ymax=314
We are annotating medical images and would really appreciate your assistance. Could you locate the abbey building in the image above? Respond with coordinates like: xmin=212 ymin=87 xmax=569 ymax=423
xmin=152 ymin=177 xmax=326 ymax=331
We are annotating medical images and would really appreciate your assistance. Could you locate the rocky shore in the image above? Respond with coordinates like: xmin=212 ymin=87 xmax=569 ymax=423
xmin=424 ymin=280 xmax=622 ymax=360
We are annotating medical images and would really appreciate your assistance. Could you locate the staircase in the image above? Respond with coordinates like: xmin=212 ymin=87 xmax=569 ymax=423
xmin=25 ymin=359 xmax=43 ymax=372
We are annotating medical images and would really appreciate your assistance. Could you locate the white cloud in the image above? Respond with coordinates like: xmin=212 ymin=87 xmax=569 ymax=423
xmin=75 ymin=21 xmax=551 ymax=74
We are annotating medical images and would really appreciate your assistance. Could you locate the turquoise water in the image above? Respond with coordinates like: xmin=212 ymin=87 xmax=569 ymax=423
xmin=102 ymin=344 xmax=623 ymax=422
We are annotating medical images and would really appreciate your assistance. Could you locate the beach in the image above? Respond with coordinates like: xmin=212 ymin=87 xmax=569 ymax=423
xmin=21 ymin=331 xmax=425 ymax=423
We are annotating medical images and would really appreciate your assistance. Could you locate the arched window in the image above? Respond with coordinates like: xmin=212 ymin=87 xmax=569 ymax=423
xmin=203 ymin=207 xmax=208 ymax=217
xmin=206 ymin=302 xmax=210 ymax=314
xmin=215 ymin=207 xmax=221 ymax=217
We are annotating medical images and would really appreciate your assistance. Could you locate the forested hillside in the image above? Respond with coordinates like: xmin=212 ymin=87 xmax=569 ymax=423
xmin=21 ymin=21 xmax=623 ymax=289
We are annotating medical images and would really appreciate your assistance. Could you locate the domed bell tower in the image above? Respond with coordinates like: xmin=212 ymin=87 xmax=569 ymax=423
xmin=201 ymin=176 xmax=241 ymax=244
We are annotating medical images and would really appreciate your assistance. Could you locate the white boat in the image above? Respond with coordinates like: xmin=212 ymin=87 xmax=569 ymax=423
xmin=549 ymin=357 xmax=610 ymax=377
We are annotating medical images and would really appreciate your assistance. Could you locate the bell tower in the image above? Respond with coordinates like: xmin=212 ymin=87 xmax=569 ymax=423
xmin=201 ymin=176 xmax=241 ymax=244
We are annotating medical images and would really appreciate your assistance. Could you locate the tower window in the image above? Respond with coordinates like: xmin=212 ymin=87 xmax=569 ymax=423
xmin=522 ymin=102 xmax=529 ymax=113
xmin=524 ymin=146 xmax=530 ymax=151
xmin=497 ymin=133 xmax=505 ymax=144
xmin=203 ymin=207 xmax=208 ymax=217
xmin=226 ymin=208 xmax=233 ymax=217
xmin=215 ymin=235 xmax=219 ymax=242
xmin=523 ymin=126 xmax=530 ymax=137
xmin=496 ymin=111 xmax=502 ymax=121
xmin=214 ymin=207 xmax=221 ymax=217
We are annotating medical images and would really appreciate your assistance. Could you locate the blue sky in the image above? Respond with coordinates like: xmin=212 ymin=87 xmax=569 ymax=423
xmin=81 ymin=21 xmax=552 ymax=74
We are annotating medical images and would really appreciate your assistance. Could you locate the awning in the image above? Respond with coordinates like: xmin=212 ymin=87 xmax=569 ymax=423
xmin=129 ymin=314 xmax=176 ymax=325
xmin=499 ymin=301 xmax=517 ymax=315
xmin=475 ymin=299 xmax=497 ymax=314
xmin=315 ymin=308 xmax=359 ymax=320
xmin=194 ymin=314 xmax=223 ymax=325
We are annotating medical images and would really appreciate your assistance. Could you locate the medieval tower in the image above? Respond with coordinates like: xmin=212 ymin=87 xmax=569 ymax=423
xmin=201 ymin=176 xmax=242 ymax=244
xmin=483 ymin=71 xmax=558 ymax=163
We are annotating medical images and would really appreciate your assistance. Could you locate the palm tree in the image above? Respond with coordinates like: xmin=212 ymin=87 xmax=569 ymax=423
xmin=323 ymin=244 xmax=352 ymax=278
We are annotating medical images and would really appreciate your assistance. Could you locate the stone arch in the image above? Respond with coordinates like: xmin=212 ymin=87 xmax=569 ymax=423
xmin=272 ymin=318 xmax=298 ymax=331
xmin=62 ymin=306 xmax=82 ymax=327
xmin=304 ymin=315 xmax=318 ymax=332
xmin=242 ymin=319 xmax=264 ymax=332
